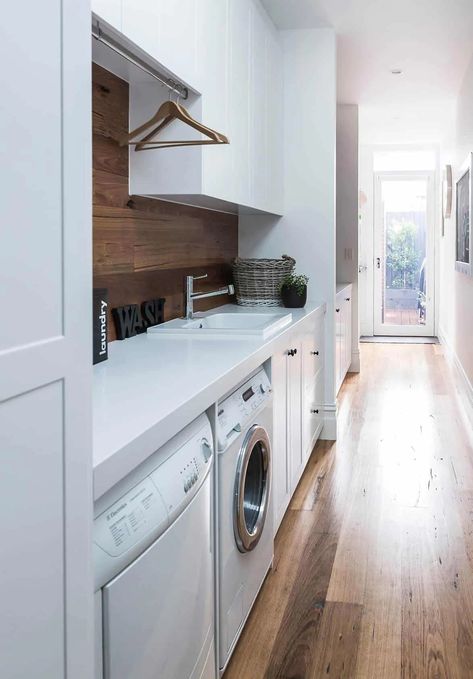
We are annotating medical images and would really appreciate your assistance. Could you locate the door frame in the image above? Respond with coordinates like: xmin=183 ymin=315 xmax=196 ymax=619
xmin=373 ymin=170 xmax=436 ymax=336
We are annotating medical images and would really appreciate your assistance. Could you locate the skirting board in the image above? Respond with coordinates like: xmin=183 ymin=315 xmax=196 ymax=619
xmin=321 ymin=403 xmax=337 ymax=441
xmin=438 ymin=326 xmax=473 ymax=435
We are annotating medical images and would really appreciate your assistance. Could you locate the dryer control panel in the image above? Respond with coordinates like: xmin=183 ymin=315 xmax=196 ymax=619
xmin=94 ymin=414 xmax=213 ymax=590
xmin=217 ymin=367 xmax=271 ymax=451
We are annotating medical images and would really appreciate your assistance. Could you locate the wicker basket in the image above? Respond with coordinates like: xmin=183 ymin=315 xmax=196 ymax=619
xmin=232 ymin=255 xmax=296 ymax=307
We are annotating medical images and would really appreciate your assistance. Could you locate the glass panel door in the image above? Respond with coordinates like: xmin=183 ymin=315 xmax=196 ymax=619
xmin=374 ymin=172 xmax=434 ymax=336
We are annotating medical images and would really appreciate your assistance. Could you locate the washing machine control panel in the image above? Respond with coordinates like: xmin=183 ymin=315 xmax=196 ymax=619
xmin=217 ymin=368 xmax=271 ymax=450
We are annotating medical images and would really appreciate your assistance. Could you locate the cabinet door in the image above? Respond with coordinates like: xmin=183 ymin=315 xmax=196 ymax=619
xmin=92 ymin=0 xmax=122 ymax=30
xmin=301 ymin=316 xmax=324 ymax=395
xmin=249 ymin=2 xmax=268 ymax=210
xmin=272 ymin=347 xmax=290 ymax=535
xmin=344 ymin=295 xmax=352 ymax=374
xmin=199 ymin=0 xmax=231 ymax=201
xmin=287 ymin=341 xmax=303 ymax=493
xmin=335 ymin=301 xmax=342 ymax=394
xmin=1 ymin=0 xmax=93 ymax=676
xmin=122 ymin=0 xmax=158 ymax=58
xmin=228 ymin=0 xmax=251 ymax=207
xmin=266 ymin=22 xmax=283 ymax=215
xmin=158 ymin=0 xmax=198 ymax=85
xmin=302 ymin=372 xmax=324 ymax=462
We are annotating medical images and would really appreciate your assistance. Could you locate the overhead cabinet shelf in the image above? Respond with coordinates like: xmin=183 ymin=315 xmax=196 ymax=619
xmin=92 ymin=0 xmax=283 ymax=216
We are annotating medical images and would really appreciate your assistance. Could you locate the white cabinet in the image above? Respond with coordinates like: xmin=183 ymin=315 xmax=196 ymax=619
xmin=271 ymin=346 xmax=290 ymax=532
xmin=287 ymin=339 xmax=303 ymax=495
xmin=301 ymin=316 xmax=325 ymax=462
xmin=336 ymin=284 xmax=353 ymax=394
xmin=271 ymin=339 xmax=302 ymax=533
xmin=92 ymin=0 xmax=122 ymax=32
xmin=121 ymin=0 xmax=199 ymax=88
xmin=121 ymin=0 xmax=158 ymax=62
xmin=2 ymin=0 xmax=93 ymax=676
xmin=125 ymin=0 xmax=283 ymax=215
xmin=272 ymin=311 xmax=325 ymax=534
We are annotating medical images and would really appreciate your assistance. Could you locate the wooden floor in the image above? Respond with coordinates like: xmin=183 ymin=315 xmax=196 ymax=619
xmin=384 ymin=308 xmax=423 ymax=326
xmin=224 ymin=343 xmax=473 ymax=679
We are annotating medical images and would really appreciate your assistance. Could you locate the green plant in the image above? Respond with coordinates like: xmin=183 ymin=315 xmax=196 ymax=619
xmin=280 ymin=273 xmax=309 ymax=296
xmin=386 ymin=220 xmax=420 ymax=289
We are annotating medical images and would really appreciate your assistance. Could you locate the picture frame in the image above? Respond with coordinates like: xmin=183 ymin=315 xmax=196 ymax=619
xmin=455 ymin=153 xmax=472 ymax=275
xmin=442 ymin=164 xmax=452 ymax=236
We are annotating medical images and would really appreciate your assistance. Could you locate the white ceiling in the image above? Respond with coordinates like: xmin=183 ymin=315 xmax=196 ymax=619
xmin=261 ymin=0 xmax=473 ymax=143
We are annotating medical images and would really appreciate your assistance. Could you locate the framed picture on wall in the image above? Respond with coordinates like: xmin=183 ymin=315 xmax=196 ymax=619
xmin=455 ymin=153 xmax=472 ymax=275
xmin=442 ymin=164 xmax=452 ymax=236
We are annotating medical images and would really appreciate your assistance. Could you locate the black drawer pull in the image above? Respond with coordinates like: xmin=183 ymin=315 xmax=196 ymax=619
xmin=346 ymin=297 xmax=351 ymax=302
xmin=311 ymin=409 xmax=319 ymax=414
xmin=310 ymin=350 xmax=319 ymax=356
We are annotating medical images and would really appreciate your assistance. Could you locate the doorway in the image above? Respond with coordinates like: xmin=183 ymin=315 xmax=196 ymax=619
xmin=372 ymin=171 xmax=435 ymax=336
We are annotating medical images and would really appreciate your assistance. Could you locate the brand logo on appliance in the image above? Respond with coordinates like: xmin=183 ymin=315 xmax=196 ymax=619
xmin=107 ymin=503 xmax=127 ymax=521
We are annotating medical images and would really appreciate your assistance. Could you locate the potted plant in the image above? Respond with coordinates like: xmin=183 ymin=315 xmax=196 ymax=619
xmin=280 ymin=273 xmax=309 ymax=308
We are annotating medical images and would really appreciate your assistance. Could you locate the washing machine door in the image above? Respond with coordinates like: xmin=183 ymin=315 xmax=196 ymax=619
xmin=234 ymin=425 xmax=271 ymax=553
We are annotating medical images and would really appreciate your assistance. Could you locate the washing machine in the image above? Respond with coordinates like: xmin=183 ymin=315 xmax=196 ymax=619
xmin=94 ymin=414 xmax=216 ymax=679
xmin=216 ymin=366 xmax=273 ymax=673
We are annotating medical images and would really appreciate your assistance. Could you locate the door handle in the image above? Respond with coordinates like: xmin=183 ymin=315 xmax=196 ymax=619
xmin=376 ymin=257 xmax=381 ymax=269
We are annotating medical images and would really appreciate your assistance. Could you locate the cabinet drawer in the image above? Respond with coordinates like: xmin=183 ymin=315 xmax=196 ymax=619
xmin=302 ymin=371 xmax=324 ymax=460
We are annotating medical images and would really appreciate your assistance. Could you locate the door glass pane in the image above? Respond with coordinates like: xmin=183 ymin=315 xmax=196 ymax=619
xmin=243 ymin=441 xmax=264 ymax=534
xmin=381 ymin=179 xmax=428 ymax=327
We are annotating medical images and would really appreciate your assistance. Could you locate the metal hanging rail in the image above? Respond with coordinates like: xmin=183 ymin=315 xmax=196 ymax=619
xmin=92 ymin=21 xmax=189 ymax=100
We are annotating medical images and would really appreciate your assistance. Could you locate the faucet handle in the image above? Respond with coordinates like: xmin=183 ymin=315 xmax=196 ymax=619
xmin=192 ymin=274 xmax=208 ymax=281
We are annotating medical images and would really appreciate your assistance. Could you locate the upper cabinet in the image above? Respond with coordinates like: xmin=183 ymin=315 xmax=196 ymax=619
xmin=92 ymin=0 xmax=122 ymax=33
xmin=122 ymin=0 xmax=199 ymax=88
xmin=92 ymin=0 xmax=283 ymax=216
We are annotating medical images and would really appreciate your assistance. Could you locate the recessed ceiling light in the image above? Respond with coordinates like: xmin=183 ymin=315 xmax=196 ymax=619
xmin=391 ymin=68 xmax=403 ymax=75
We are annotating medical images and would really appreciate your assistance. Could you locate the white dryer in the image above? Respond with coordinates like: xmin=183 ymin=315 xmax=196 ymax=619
xmin=216 ymin=367 xmax=273 ymax=673
xmin=94 ymin=414 xmax=215 ymax=679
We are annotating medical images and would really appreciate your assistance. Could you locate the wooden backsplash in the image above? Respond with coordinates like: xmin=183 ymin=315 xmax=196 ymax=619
xmin=92 ymin=64 xmax=238 ymax=341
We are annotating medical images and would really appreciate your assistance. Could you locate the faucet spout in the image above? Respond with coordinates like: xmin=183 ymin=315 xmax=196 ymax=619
xmin=185 ymin=275 xmax=234 ymax=319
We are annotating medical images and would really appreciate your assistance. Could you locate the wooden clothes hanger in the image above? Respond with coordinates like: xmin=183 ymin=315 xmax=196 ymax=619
xmin=120 ymin=99 xmax=229 ymax=151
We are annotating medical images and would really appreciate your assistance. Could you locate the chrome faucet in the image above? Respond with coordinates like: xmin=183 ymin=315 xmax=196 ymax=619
xmin=185 ymin=274 xmax=235 ymax=320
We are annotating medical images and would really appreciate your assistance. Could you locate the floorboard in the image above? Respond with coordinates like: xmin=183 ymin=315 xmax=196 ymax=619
xmin=223 ymin=344 xmax=473 ymax=679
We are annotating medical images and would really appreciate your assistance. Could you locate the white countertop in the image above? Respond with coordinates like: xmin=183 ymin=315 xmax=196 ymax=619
xmin=93 ymin=302 xmax=325 ymax=500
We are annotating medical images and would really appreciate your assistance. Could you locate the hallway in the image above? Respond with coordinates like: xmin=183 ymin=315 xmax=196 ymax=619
xmin=224 ymin=343 xmax=473 ymax=678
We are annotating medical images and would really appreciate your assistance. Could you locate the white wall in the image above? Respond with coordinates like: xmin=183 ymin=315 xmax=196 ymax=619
xmin=336 ymin=104 xmax=360 ymax=370
xmin=439 ymin=54 xmax=473 ymax=386
xmin=239 ymin=28 xmax=337 ymax=431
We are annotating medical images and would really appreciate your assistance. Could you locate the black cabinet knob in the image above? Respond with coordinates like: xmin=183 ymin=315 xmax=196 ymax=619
xmin=311 ymin=350 xmax=319 ymax=356
xmin=311 ymin=409 xmax=319 ymax=414
xmin=293 ymin=348 xmax=297 ymax=355
xmin=288 ymin=349 xmax=293 ymax=356
xmin=336 ymin=308 xmax=340 ymax=313
xmin=346 ymin=297 xmax=351 ymax=302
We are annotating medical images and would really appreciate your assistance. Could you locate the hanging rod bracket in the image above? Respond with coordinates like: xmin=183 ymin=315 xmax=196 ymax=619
xmin=92 ymin=20 xmax=189 ymax=100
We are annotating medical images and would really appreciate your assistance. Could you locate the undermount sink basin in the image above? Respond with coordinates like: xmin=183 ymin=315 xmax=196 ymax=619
xmin=148 ymin=311 xmax=293 ymax=340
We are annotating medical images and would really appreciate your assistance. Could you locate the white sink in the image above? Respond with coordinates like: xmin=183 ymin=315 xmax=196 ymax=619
xmin=148 ymin=311 xmax=293 ymax=340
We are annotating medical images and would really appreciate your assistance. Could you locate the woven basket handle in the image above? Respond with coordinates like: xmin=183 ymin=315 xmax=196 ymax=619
xmin=282 ymin=254 xmax=296 ymax=266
